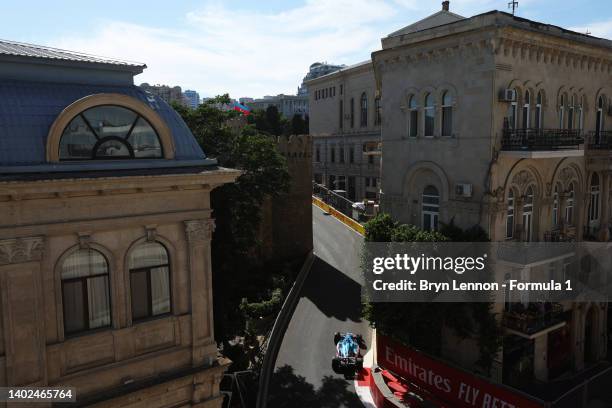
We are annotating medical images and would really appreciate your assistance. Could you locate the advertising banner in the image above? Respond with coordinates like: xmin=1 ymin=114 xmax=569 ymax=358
xmin=377 ymin=334 xmax=543 ymax=408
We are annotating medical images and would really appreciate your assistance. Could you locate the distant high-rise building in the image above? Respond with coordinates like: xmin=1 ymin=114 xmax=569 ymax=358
xmin=298 ymin=62 xmax=346 ymax=96
xmin=183 ymin=89 xmax=200 ymax=109
xmin=139 ymin=83 xmax=187 ymax=106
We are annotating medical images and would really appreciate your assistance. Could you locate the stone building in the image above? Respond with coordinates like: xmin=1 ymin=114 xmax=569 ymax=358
xmin=297 ymin=61 xmax=346 ymax=96
xmin=0 ymin=39 xmax=239 ymax=407
xmin=247 ymin=94 xmax=309 ymax=119
xmin=139 ymin=83 xmax=188 ymax=106
xmin=372 ymin=1 xmax=611 ymax=392
xmin=308 ymin=61 xmax=381 ymax=202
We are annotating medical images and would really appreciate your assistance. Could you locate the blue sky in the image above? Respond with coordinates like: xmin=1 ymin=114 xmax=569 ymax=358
xmin=2 ymin=0 xmax=611 ymax=99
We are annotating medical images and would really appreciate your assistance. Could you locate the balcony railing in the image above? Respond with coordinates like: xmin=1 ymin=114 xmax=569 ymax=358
xmin=586 ymin=130 xmax=612 ymax=150
xmin=503 ymin=302 xmax=564 ymax=336
xmin=501 ymin=129 xmax=584 ymax=151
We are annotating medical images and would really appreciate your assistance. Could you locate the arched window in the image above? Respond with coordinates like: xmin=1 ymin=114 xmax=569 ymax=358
xmin=552 ymin=185 xmax=559 ymax=228
xmin=441 ymin=91 xmax=453 ymax=137
xmin=568 ymin=95 xmax=576 ymax=129
xmin=424 ymin=93 xmax=435 ymax=137
xmin=589 ymin=173 xmax=600 ymax=222
xmin=522 ymin=90 xmax=531 ymax=129
xmin=565 ymin=183 xmax=575 ymax=226
xmin=508 ymin=89 xmax=518 ymax=130
xmin=129 ymin=242 xmax=171 ymax=321
xmin=523 ymin=186 xmax=534 ymax=242
xmin=559 ymin=94 xmax=566 ymax=129
xmin=506 ymin=190 xmax=515 ymax=239
xmin=61 ymin=249 xmax=111 ymax=335
xmin=374 ymin=97 xmax=382 ymax=126
xmin=408 ymin=96 xmax=418 ymax=138
xmin=535 ymin=91 xmax=543 ymax=130
xmin=350 ymin=98 xmax=355 ymax=128
xmin=596 ymin=96 xmax=605 ymax=141
xmin=360 ymin=92 xmax=368 ymax=127
xmin=339 ymin=100 xmax=343 ymax=129
xmin=59 ymin=105 xmax=163 ymax=160
xmin=422 ymin=185 xmax=439 ymax=231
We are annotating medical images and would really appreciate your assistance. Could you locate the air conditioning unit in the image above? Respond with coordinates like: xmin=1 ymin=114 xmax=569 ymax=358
xmin=455 ymin=183 xmax=473 ymax=198
xmin=499 ymin=89 xmax=517 ymax=102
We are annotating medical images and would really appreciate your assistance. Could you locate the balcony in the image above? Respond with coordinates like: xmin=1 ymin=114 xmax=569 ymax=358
xmin=501 ymin=129 xmax=584 ymax=159
xmin=586 ymin=130 xmax=612 ymax=150
xmin=503 ymin=302 xmax=566 ymax=339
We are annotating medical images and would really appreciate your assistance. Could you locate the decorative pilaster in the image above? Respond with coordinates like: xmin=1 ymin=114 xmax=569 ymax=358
xmin=184 ymin=219 xmax=216 ymax=367
xmin=0 ymin=236 xmax=47 ymax=389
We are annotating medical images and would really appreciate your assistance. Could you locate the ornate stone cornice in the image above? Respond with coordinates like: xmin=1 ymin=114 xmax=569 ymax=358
xmin=184 ymin=219 xmax=215 ymax=243
xmin=0 ymin=236 xmax=44 ymax=265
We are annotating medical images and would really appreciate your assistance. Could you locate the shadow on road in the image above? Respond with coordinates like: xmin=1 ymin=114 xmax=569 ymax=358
xmin=268 ymin=365 xmax=363 ymax=408
xmin=302 ymin=257 xmax=363 ymax=323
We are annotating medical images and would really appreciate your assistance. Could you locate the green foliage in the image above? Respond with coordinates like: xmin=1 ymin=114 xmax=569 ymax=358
xmin=240 ymin=288 xmax=283 ymax=319
xmin=247 ymin=106 xmax=309 ymax=136
xmin=176 ymin=95 xmax=292 ymax=348
xmin=362 ymin=213 xmax=501 ymax=373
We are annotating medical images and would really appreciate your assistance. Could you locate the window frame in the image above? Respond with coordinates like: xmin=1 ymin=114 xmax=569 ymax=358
xmin=60 ymin=249 xmax=112 ymax=337
xmin=424 ymin=93 xmax=435 ymax=137
xmin=408 ymin=96 xmax=418 ymax=138
xmin=441 ymin=91 xmax=453 ymax=137
xmin=506 ymin=190 xmax=515 ymax=239
xmin=360 ymin=92 xmax=368 ymax=127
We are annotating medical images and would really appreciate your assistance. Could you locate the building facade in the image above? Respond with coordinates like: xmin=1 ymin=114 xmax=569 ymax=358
xmin=139 ymin=83 xmax=188 ymax=106
xmin=373 ymin=2 xmax=612 ymax=393
xmin=308 ymin=61 xmax=381 ymax=202
xmin=297 ymin=61 xmax=346 ymax=96
xmin=247 ymin=94 xmax=309 ymax=119
xmin=183 ymin=89 xmax=201 ymax=109
xmin=0 ymin=40 xmax=239 ymax=407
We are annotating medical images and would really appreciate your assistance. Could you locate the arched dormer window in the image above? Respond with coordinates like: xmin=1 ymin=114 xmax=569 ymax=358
xmin=568 ymin=95 xmax=576 ymax=130
xmin=129 ymin=241 xmax=171 ymax=321
xmin=47 ymin=93 xmax=175 ymax=162
xmin=60 ymin=106 xmax=162 ymax=160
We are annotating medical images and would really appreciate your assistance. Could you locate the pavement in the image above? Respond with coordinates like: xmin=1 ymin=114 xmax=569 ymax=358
xmin=267 ymin=205 xmax=371 ymax=407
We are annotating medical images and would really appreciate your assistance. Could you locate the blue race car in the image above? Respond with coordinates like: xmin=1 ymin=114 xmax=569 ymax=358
xmin=332 ymin=332 xmax=366 ymax=378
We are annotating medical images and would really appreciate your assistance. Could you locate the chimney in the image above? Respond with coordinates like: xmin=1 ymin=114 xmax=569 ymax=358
xmin=442 ymin=1 xmax=450 ymax=11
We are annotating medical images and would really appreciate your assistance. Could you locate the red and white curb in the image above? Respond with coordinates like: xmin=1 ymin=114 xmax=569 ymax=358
xmin=355 ymin=334 xmax=376 ymax=407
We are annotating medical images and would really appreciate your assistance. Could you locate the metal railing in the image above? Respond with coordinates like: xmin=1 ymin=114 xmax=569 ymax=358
xmin=502 ymin=129 xmax=584 ymax=151
xmin=312 ymin=182 xmax=361 ymax=219
xmin=503 ymin=302 xmax=564 ymax=335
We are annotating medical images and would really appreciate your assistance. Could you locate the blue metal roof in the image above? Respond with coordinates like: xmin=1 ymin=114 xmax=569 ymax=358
xmin=0 ymin=80 xmax=214 ymax=173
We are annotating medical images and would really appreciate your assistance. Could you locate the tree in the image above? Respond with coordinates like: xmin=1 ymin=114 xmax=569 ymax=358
xmin=174 ymin=95 xmax=291 ymax=347
xmin=361 ymin=213 xmax=501 ymax=373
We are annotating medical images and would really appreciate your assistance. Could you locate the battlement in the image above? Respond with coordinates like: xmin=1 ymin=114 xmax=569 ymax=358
xmin=276 ymin=135 xmax=312 ymax=159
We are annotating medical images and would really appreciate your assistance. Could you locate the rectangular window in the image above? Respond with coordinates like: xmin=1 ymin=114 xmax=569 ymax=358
xmin=339 ymin=147 xmax=345 ymax=163
xmin=350 ymin=98 xmax=354 ymax=128
xmin=330 ymin=148 xmax=335 ymax=163
xmin=328 ymin=175 xmax=336 ymax=189
xmin=349 ymin=147 xmax=354 ymax=163
xmin=368 ymin=155 xmax=374 ymax=165
xmin=62 ymin=275 xmax=111 ymax=334
xmin=365 ymin=177 xmax=370 ymax=187
xmin=339 ymin=100 xmax=343 ymax=129
xmin=340 ymin=85 xmax=343 ymax=95
xmin=315 ymin=146 xmax=320 ymax=162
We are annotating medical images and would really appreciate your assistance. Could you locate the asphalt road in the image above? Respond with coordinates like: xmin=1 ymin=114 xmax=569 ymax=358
xmin=267 ymin=205 xmax=370 ymax=407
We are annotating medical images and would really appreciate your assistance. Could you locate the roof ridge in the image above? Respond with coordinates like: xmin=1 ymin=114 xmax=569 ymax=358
xmin=0 ymin=38 xmax=146 ymax=67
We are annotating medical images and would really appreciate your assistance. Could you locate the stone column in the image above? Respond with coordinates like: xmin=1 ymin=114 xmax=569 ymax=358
xmin=184 ymin=220 xmax=217 ymax=367
xmin=0 ymin=237 xmax=49 ymax=406
xmin=533 ymin=334 xmax=549 ymax=381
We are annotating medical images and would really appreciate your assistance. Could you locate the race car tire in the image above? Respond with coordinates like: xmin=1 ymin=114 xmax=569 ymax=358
xmin=332 ymin=358 xmax=341 ymax=373
xmin=356 ymin=357 xmax=364 ymax=370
